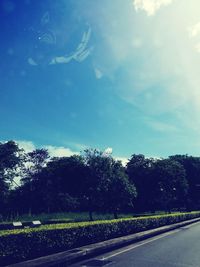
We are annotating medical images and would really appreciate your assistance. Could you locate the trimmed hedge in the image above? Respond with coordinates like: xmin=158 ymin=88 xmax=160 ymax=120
xmin=0 ymin=212 xmax=200 ymax=265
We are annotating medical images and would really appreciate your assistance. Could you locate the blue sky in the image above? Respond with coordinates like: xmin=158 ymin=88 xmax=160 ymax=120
xmin=1 ymin=0 xmax=200 ymax=162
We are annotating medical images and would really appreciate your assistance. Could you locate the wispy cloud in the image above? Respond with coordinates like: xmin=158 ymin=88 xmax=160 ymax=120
xmin=73 ymin=0 xmax=200 ymax=138
xmin=133 ymin=0 xmax=173 ymax=16
xmin=146 ymin=120 xmax=178 ymax=132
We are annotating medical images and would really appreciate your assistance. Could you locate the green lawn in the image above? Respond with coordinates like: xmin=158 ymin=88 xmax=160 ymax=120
xmin=1 ymin=210 xmax=180 ymax=224
xmin=1 ymin=212 xmax=133 ymax=223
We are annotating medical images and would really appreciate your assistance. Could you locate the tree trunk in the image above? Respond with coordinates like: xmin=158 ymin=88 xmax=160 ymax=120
xmin=28 ymin=207 xmax=32 ymax=217
xmin=47 ymin=206 xmax=50 ymax=214
xmin=114 ymin=211 xmax=118 ymax=219
xmin=89 ymin=211 xmax=93 ymax=221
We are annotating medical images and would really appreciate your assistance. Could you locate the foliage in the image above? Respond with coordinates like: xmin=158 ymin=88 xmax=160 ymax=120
xmin=83 ymin=149 xmax=137 ymax=219
xmin=127 ymin=154 xmax=155 ymax=212
xmin=152 ymin=159 xmax=189 ymax=212
xmin=127 ymin=155 xmax=189 ymax=213
xmin=1 ymin=141 xmax=200 ymax=219
xmin=170 ymin=155 xmax=200 ymax=210
xmin=0 ymin=141 xmax=22 ymax=214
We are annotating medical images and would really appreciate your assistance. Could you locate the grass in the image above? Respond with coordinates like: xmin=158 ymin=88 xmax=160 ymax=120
xmin=1 ymin=212 xmax=134 ymax=224
xmin=1 ymin=210 xmax=189 ymax=224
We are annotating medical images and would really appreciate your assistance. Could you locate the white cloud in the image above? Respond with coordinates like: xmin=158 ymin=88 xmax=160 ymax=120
xmin=115 ymin=156 xmax=128 ymax=166
xmin=16 ymin=140 xmax=36 ymax=152
xmin=133 ymin=0 xmax=173 ymax=16
xmin=104 ymin=147 xmax=113 ymax=154
xmin=71 ymin=142 xmax=88 ymax=151
xmin=45 ymin=145 xmax=79 ymax=157
xmin=15 ymin=140 xmax=79 ymax=157
xmin=15 ymin=141 xmax=128 ymax=167
xmin=102 ymin=147 xmax=113 ymax=157
xmin=103 ymin=147 xmax=128 ymax=166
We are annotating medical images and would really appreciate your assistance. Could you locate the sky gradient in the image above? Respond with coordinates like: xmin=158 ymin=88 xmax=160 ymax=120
xmin=1 ymin=0 xmax=200 ymax=162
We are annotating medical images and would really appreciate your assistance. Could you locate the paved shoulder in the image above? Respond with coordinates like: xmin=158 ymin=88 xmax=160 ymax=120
xmin=71 ymin=221 xmax=200 ymax=267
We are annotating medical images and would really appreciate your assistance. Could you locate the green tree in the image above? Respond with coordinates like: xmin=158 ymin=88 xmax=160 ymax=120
xmin=83 ymin=149 xmax=137 ymax=219
xmin=126 ymin=154 xmax=155 ymax=212
xmin=20 ymin=149 xmax=50 ymax=215
xmin=21 ymin=148 xmax=49 ymax=184
xmin=170 ymin=155 xmax=200 ymax=210
xmin=34 ymin=155 xmax=88 ymax=213
xmin=104 ymin=160 xmax=137 ymax=218
xmin=152 ymin=159 xmax=188 ymax=212
xmin=0 ymin=141 xmax=21 ymax=215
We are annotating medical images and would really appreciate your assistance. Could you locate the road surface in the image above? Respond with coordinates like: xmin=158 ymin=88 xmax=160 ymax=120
xmin=69 ymin=221 xmax=200 ymax=267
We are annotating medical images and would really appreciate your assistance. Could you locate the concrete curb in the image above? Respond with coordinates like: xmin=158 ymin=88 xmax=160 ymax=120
xmin=9 ymin=217 xmax=200 ymax=267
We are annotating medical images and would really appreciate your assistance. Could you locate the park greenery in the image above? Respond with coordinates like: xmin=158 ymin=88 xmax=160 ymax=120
xmin=1 ymin=141 xmax=200 ymax=221
xmin=1 ymin=141 xmax=200 ymax=264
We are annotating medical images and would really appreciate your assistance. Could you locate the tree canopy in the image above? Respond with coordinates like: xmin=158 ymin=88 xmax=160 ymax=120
xmin=0 ymin=141 xmax=200 ymax=219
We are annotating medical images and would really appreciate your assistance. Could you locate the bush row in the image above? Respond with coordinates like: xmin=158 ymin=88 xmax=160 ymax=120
xmin=0 ymin=212 xmax=200 ymax=265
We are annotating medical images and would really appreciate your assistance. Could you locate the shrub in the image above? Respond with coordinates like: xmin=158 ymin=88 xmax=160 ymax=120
xmin=0 ymin=212 xmax=200 ymax=265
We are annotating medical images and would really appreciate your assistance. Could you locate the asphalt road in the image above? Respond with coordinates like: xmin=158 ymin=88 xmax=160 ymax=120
xmin=69 ymin=221 xmax=200 ymax=267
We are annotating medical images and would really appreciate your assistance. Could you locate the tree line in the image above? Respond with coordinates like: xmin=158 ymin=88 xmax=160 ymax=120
xmin=1 ymin=141 xmax=200 ymax=220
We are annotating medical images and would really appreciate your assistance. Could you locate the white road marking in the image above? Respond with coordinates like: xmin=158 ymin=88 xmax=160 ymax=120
xmin=102 ymin=229 xmax=181 ymax=260
xmin=76 ymin=221 xmax=200 ymax=266
xmin=102 ymin=221 xmax=200 ymax=260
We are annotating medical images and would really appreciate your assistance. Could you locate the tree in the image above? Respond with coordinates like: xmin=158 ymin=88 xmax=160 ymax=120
xmin=57 ymin=193 xmax=79 ymax=211
xmin=0 ymin=141 xmax=21 ymax=215
xmin=32 ymin=155 xmax=88 ymax=213
xmin=126 ymin=154 xmax=155 ymax=212
xmin=83 ymin=149 xmax=137 ymax=219
xmin=20 ymin=149 xmax=50 ymax=215
xmin=104 ymin=160 xmax=137 ymax=218
xmin=170 ymin=155 xmax=200 ymax=210
xmin=152 ymin=159 xmax=188 ymax=212
xmin=21 ymin=148 xmax=49 ymax=184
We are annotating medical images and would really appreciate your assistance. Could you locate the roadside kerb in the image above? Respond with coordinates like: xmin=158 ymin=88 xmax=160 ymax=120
xmin=9 ymin=217 xmax=200 ymax=267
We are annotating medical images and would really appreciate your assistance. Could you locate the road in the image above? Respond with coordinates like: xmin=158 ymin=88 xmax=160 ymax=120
xmin=69 ymin=221 xmax=200 ymax=267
